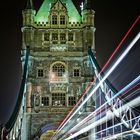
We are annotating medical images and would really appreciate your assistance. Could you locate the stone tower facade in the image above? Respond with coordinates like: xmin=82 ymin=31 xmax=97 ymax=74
xmin=22 ymin=0 xmax=95 ymax=139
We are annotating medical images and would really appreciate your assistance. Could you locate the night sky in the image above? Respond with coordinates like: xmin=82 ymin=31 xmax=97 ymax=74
xmin=0 ymin=0 xmax=139 ymax=124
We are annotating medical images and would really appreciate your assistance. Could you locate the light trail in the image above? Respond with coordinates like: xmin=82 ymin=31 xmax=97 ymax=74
xmin=76 ymin=116 xmax=140 ymax=140
xmin=120 ymin=87 xmax=140 ymax=101
xmin=78 ymin=128 xmax=140 ymax=140
xmin=105 ymin=128 xmax=140 ymax=140
xmin=95 ymin=116 xmax=140 ymax=136
xmin=63 ymin=77 xmax=140 ymax=137
xmin=64 ymin=96 xmax=140 ymax=140
xmin=59 ymin=78 xmax=140 ymax=139
xmin=51 ymin=16 xmax=140 ymax=140
xmin=98 ymin=15 xmax=140 ymax=75
xmin=53 ymin=33 xmax=140 ymax=140
xmin=56 ymin=32 xmax=140 ymax=139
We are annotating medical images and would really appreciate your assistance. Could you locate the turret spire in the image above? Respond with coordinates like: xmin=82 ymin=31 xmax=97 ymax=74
xmin=83 ymin=0 xmax=93 ymax=10
xmin=26 ymin=0 xmax=34 ymax=9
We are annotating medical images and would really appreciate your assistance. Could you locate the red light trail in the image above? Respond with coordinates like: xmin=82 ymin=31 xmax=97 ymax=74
xmin=51 ymin=15 xmax=140 ymax=140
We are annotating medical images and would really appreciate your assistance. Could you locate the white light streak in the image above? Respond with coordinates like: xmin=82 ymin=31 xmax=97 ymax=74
xmin=79 ymin=116 xmax=140 ymax=140
xmin=105 ymin=128 xmax=140 ymax=140
xmin=64 ymin=75 xmax=140 ymax=137
xmin=53 ymin=33 xmax=140 ymax=139
xmin=64 ymin=96 xmax=140 ymax=140
xmin=96 ymin=116 xmax=140 ymax=136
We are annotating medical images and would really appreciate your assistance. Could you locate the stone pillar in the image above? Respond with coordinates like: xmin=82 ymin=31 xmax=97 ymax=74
xmin=26 ymin=82 xmax=33 ymax=113
xmin=25 ymin=82 xmax=33 ymax=140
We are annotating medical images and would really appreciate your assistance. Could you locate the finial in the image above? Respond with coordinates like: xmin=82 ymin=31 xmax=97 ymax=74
xmin=80 ymin=2 xmax=84 ymax=11
xmin=83 ymin=0 xmax=93 ymax=10
xmin=26 ymin=0 xmax=34 ymax=9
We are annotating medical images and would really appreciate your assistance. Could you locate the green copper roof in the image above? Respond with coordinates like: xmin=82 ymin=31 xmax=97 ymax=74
xmin=35 ymin=0 xmax=81 ymax=23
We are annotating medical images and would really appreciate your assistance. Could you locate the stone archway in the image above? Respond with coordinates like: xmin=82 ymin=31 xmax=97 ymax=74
xmin=34 ymin=123 xmax=59 ymax=140
xmin=40 ymin=130 xmax=56 ymax=140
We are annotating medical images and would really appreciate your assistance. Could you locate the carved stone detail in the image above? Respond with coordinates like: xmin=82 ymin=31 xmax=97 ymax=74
xmin=50 ymin=83 xmax=68 ymax=93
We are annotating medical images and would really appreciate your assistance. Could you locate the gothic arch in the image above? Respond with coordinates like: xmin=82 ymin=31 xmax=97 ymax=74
xmin=34 ymin=122 xmax=59 ymax=140
xmin=50 ymin=61 xmax=67 ymax=70
xmin=49 ymin=61 xmax=68 ymax=83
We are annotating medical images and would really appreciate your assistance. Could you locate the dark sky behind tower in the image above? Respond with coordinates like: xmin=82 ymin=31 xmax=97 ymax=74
xmin=0 ymin=0 xmax=139 ymax=124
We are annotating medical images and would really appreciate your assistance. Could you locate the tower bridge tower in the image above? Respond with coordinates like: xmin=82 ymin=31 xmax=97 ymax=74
xmin=22 ymin=0 xmax=95 ymax=139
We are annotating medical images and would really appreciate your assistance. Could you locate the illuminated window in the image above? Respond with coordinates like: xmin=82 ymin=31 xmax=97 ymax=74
xmin=41 ymin=97 xmax=49 ymax=106
xmin=68 ymin=96 xmax=76 ymax=106
xmin=52 ymin=63 xmax=65 ymax=77
xmin=52 ymin=33 xmax=58 ymax=41
xmin=68 ymin=33 xmax=74 ymax=41
xmin=52 ymin=93 xmax=65 ymax=106
xmin=50 ymin=62 xmax=67 ymax=82
xmin=52 ymin=15 xmax=57 ymax=24
xmin=37 ymin=69 xmax=44 ymax=77
xmin=44 ymin=33 xmax=49 ymax=41
xmin=73 ymin=68 xmax=80 ymax=77
xmin=60 ymin=15 xmax=65 ymax=25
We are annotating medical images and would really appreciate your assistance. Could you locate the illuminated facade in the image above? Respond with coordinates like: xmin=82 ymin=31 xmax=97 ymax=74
xmin=22 ymin=0 xmax=95 ymax=139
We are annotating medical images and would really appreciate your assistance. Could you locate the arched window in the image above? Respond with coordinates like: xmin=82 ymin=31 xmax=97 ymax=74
xmin=52 ymin=63 xmax=65 ymax=77
xmin=50 ymin=62 xmax=67 ymax=83
xmin=52 ymin=15 xmax=57 ymax=25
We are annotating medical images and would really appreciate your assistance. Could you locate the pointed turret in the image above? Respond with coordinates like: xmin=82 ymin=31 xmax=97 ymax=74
xmin=83 ymin=0 xmax=93 ymax=10
xmin=22 ymin=0 xmax=36 ymax=47
xmin=82 ymin=0 xmax=95 ymax=50
xmin=22 ymin=0 xmax=36 ymax=26
xmin=82 ymin=0 xmax=94 ymax=25
xmin=26 ymin=0 xmax=34 ymax=9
